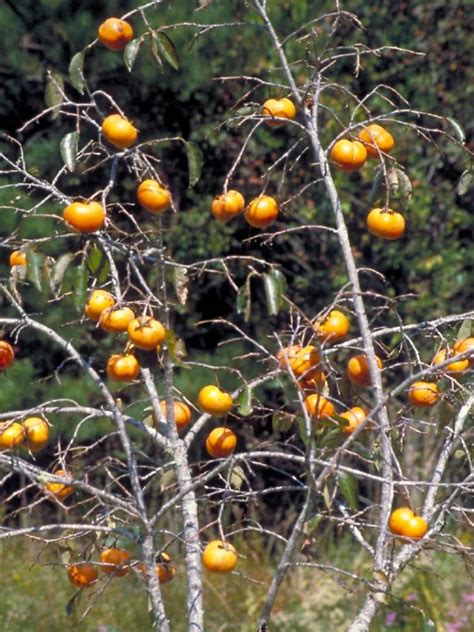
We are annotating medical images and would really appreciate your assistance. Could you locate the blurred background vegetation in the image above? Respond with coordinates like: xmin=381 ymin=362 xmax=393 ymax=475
xmin=0 ymin=1 xmax=472 ymax=629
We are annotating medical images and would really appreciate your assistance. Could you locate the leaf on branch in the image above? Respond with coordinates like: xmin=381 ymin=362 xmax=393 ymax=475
xmin=164 ymin=329 xmax=189 ymax=367
xmin=65 ymin=592 xmax=79 ymax=616
xmin=387 ymin=167 xmax=412 ymax=211
xmin=149 ymin=35 xmax=163 ymax=70
xmin=456 ymin=319 xmax=472 ymax=341
xmin=368 ymin=168 xmax=383 ymax=206
xmin=272 ymin=411 xmax=293 ymax=434
xmin=323 ymin=484 xmax=332 ymax=510
xmin=339 ymin=471 xmax=359 ymax=511
xmin=296 ymin=416 xmax=311 ymax=445
xmin=230 ymin=465 xmax=247 ymax=490
xmin=87 ymin=244 xmax=110 ymax=283
xmin=68 ymin=50 xmax=86 ymax=94
xmin=60 ymin=132 xmax=79 ymax=172
xmin=124 ymin=38 xmax=141 ymax=72
xmin=236 ymin=274 xmax=252 ymax=322
xmin=456 ymin=170 xmax=472 ymax=197
xmin=263 ymin=269 xmax=287 ymax=316
xmin=154 ymin=32 xmax=180 ymax=71
xmin=446 ymin=117 xmax=465 ymax=144
xmin=173 ymin=267 xmax=189 ymax=305
xmin=184 ymin=141 xmax=203 ymax=188
xmin=45 ymin=70 xmax=64 ymax=115
xmin=26 ymin=250 xmax=45 ymax=292
xmin=72 ymin=265 xmax=89 ymax=313
xmin=236 ymin=385 xmax=253 ymax=416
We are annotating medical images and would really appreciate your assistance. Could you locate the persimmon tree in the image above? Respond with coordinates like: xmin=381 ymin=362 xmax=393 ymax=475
xmin=0 ymin=2 xmax=472 ymax=631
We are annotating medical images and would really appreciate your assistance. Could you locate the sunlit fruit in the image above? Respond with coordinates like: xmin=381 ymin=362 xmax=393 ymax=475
xmin=137 ymin=179 xmax=172 ymax=214
xmin=63 ymin=201 xmax=106 ymax=233
xmin=347 ymin=354 xmax=383 ymax=387
xmin=211 ymin=190 xmax=245 ymax=223
xmin=0 ymin=421 xmax=24 ymax=450
xmin=140 ymin=553 xmax=176 ymax=584
xmin=22 ymin=417 xmax=49 ymax=452
xmin=159 ymin=400 xmax=192 ymax=431
xmin=45 ymin=469 xmax=73 ymax=501
xmin=366 ymin=207 xmax=405 ymax=240
xmin=198 ymin=385 xmax=233 ymax=416
xmin=99 ymin=306 xmax=135 ymax=333
xmin=262 ymin=97 xmax=297 ymax=126
xmin=408 ymin=381 xmax=439 ymax=407
xmin=85 ymin=289 xmax=116 ymax=321
xmin=102 ymin=114 xmax=138 ymax=149
xmin=106 ymin=354 xmax=140 ymax=381
xmin=205 ymin=427 xmax=237 ymax=458
xmin=277 ymin=345 xmax=301 ymax=368
xmin=389 ymin=507 xmax=428 ymax=539
xmin=9 ymin=250 xmax=26 ymax=267
xmin=304 ymin=394 xmax=335 ymax=419
xmin=67 ymin=563 xmax=98 ymax=588
xmin=98 ymin=17 xmax=134 ymax=51
xmin=298 ymin=371 xmax=327 ymax=391
xmin=339 ymin=406 xmax=368 ymax=434
xmin=99 ymin=548 xmax=131 ymax=577
xmin=453 ymin=337 xmax=474 ymax=366
xmin=127 ymin=316 xmax=165 ymax=350
xmin=245 ymin=195 xmax=278 ymax=229
xmin=314 ymin=309 xmax=350 ymax=342
xmin=330 ymin=139 xmax=367 ymax=171
xmin=0 ymin=341 xmax=15 ymax=370
xmin=432 ymin=348 xmax=469 ymax=375
xmin=202 ymin=540 xmax=238 ymax=573
xmin=290 ymin=345 xmax=320 ymax=378
xmin=358 ymin=124 xmax=394 ymax=158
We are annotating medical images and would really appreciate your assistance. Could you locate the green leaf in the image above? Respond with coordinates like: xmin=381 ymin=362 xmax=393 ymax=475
xmin=26 ymin=250 xmax=45 ymax=292
xmin=368 ymin=168 xmax=383 ymax=206
xmin=339 ymin=472 xmax=358 ymax=511
xmin=124 ymin=38 xmax=141 ymax=72
xmin=65 ymin=592 xmax=79 ymax=616
xmin=72 ymin=265 xmax=89 ymax=313
xmin=263 ymin=269 xmax=287 ymax=316
xmin=446 ymin=117 xmax=465 ymax=143
xmin=323 ymin=484 xmax=332 ymax=510
xmin=296 ymin=416 xmax=311 ymax=445
xmin=184 ymin=141 xmax=203 ymax=188
xmin=164 ymin=329 xmax=189 ymax=368
xmin=320 ymin=427 xmax=342 ymax=448
xmin=45 ymin=70 xmax=64 ymax=114
xmin=68 ymin=50 xmax=86 ymax=94
xmin=456 ymin=319 xmax=472 ymax=341
xmin=388 ymin=167 xmax=412 ymax=211
xmin=272 ymin=411 xmax=293 ymax=433
xmin=173 ymin=267 xmax=188 ymax=306
xmin=456 ymin=169 xmax=472 ymax=196
xmin=60 ymin=132 xmax=79 ymax=172
xmin=236 ymin=275 xmax=252 ymax=322
xmin=87 ymin=244 xmax=110 ymax=283
xmin=51 ymin=254 xmax=74 ymax=294
xmin=154 ymin=32 xmax=180 ymax=71
xmin=149 ymin=35 xmax=163 ymax=69
xmin=230 ymin=465 xmax=247 ymax=490
xmin=236 ymin=385 xmax=253 ymax=416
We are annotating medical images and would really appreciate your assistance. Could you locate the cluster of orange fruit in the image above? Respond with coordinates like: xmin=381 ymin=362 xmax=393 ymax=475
xmin=67 ymin=548 xmax=176 ymax=589
xmin=0 ymin=415 xmax=49 ymax=452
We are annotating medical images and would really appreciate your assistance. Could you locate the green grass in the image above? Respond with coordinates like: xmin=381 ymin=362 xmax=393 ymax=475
xmin=0 ymin=537 xmax=472 ymax=631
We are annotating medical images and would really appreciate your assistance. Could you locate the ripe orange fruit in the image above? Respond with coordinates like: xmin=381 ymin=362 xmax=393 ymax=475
xmin=198 ymin=385 xmax=233 ymax=416
xmin=298 ymin=371 xmax=327 ymax=391
xmin=389 ymin=507 xmax=428 ymax=539
xmin=358 ymin=124 xmax=394 ymax=158
xmin=99 ymin=548 xmax=131 ymax=577
xmin=289 ymin=345 xmax=320 ymax=378
xmin=347 ymin=354 xmax=383 ymax=387
xmin=22 ymin=417 xmax=49 ymax=452
xmin=245 ymin=195 xmax=278 ymax=229
xmin=202 ymin=540 xmax=238 ymax=573
xmin=432 ymin=348 xmax=469 ymax=375
xmin=102 ymin=114 xmax=138 ymax=149
xmin=137 ymin=179 xmax=172 ymax=214
xmin=277 ymin=345 xmax=301 ymax=368
xmin=140 ymin=553 xmax=176 ymax=584
xmin=9 ymin=250 xmax=26 ymax=267
xmin=45 ymin=469 xmax=73 ymax=501
xmin=314 ymin=310 xmax=350 ymax=343
xmin=304 ymin=394 xmax=335 ymax=419
xmin=453 ymin=337 xmax=474 ymax=366
xmin=339 ymin=406 xmax=368 ymax=434
xmin=99 ymin=306 xmax=135 ymax=333
xmin=127 ymin=316 xmax=165 ymax=350
xmin=205 ymin=427 xmax=237 ymax=458
xmin=98 ymin=17 xmax=134 ymax=51
xmin=0 ymin=341 xmax=15 ymax=370
xmin=63 ymin=201 xmax=105 ymax=233
xmin=389 ymin=507 xmax=415 ymax=535
xmin=85 ymin=289 xmax=116 ymax=321
xmin=0 ymin=421 xmax=24 ymax=450
xmin=408 ymin=381 xmax=439 ymax=407
xmin=330 ymin=139 xmax=367 ymax=172
xmin=159 ymin=400 xmax=192 ymax=431
xmin=262 ymin=97 xmax=297 ymax=126
xmin=67 ymin=563 xmax=98 ymax=588
xmin=106 ymin=354 xmax=140 ymax=381
xmin=366 ymin=207 xmax=405 ymax=240
xmin=211 ymin=190 xmax=245 ymax=223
